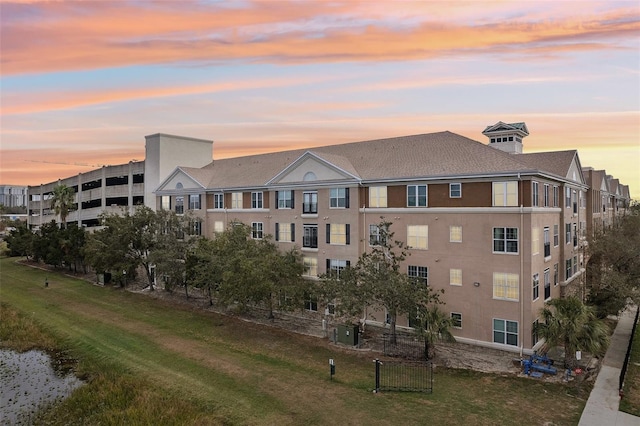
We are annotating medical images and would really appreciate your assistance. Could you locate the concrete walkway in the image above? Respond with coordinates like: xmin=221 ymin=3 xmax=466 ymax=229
xmin=579 ymin=306 xmax=639 ymax=426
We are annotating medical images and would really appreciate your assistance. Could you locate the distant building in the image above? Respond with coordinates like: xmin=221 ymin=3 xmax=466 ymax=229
xmin=26 ymin=134 xmax=213 ymax=229
xmin=0 ymin=185 xmax=28 ymax=208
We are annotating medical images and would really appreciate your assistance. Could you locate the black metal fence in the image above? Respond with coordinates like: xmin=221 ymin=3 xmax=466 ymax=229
xmin=382 ymin=333 xmax=427 ymax=360
xmin=619 ymin=306 xmax=640 ymax=393
xmin=374 ymin=359 xmax=433 ymax=393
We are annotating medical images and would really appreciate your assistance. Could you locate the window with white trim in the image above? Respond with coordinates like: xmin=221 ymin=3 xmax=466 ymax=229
xmin=303 ymin=257 xmax=317 ymax=277
xmin=493 ymin=272 xmax=519 ymax=301
xmin=451 ymin=312 xmax=462 ymax=328
xmin=554 ymin=263 xmax=559 ymax=286
xmin=544 ymin=268 xmax=551 ymax=300
xmin=407 ymin=185 xmax=427 ymax=207
xmin=369 ymin=224 xmax=385 ymax=246
xmin=493 ymin=227 xmax=518 ymax=253
xmin=493 ymin=319 xmax=518 ymax=346
xmin=493 ymin=181 xmax=518 ymax=206
xmin=566 ymin=259 xmax=572 ymax=280
xmin=275 ymin=223 xmax=294 ymax=242
xmin=161 ymin=196 xmax=171 ymax=210
xmin=369 ymin=186 xmax=387 ymax=208
xmin=553 ymin=186 xmax=559 ymax=207
xmin=305 ymin=295 xmax=318 ymax=312
xmin=543 ymin=184 xmax=549 ymax=207
xmin=214 ymin=221 xmax=224 ymax=234
xmin=251 ymin=222 xmax=263 ymax=239
xmin=450 ymin=269 xmax=462 ymax=286
xmin=214 ymin=193 xmax=224 ymax=209
xmin=408 ymin=265 xmax=428 ymax=285
xmin=251 ymin=192 xmax=263 ymax=209
xmin=330 ymin=188 xmax=349 ymax=208
xmin=449 ymin=183 xmax=461 ymax=198
xmin=544 ymin=227 xmax=551 ymax=257
xmin=407 ymin=225 xmax=428 ymax=249
xmin=553 ymin=224 xmax=559 ymax=247
xmin=566 ymin=187 xmax=571 ymax=208
xmin=532 ymin=227 xmax=540 ymax=255
xmin=231 ymin=192 xmax=242 ymax=209
xmin=450 ymin=225 xmax=462 ymax=243
xmin=566 ymin=223 xmax=571 ymax=245
xmin=532 ymin=273 xmax=540 ymax=301
xmin=532 ymin=182 xmax=539 ymax=207
xmin=327 ymin=259 xmax=349 ymax=279
xmin=175 ymin=196 xmax=184 ymax=214
xmin=188 ymin=194 xmax=201 ymax=210
xmin=328 ymin=224 xmax=349 ymax=245
xmin=276 ymin=190 xmax=294 ymax=209
xmin=190 ymin=220 xmax=202 ymax=236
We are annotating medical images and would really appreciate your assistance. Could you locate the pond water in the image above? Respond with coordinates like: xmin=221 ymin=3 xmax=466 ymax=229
xmin=0 ymin=349 xmax=84 ymax=425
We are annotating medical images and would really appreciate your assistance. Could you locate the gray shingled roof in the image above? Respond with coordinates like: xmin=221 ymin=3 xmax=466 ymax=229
xmin=193 ymin=131 xmax=541 ymax=190
xmin=516 ymin=151 xmax=578 ymax=179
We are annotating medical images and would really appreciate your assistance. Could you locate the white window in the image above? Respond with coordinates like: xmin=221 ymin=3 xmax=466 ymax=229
xmin=276 ymin=223 xmax=293 ymax=242
xmin=451 ymin=313 xmax=462 ymax=328
xmin=553 ymin=224 xmax=559 ymax=247
xmin=449 ymin=225 xmax=462 ymax=243
xmin=532 ymin=227 xmax=540 ymax=255
xmin=303 ymin=257 xmax=317 ymax=277
xmin=190 ymin=220 xmax=202 ymax=236
xmin=450 ymin=269 xmax=462 ymax=286
xmin=544 ymin=227 xmax=551 ymax=257
xmin=544 ymin=269 xmax=551 ymax=300
xmin=369 ymin=186 xmax=387 ymax=207
xmin=276 ymin=190 xmax=293 ymax=209
xmin=407 ymin=185 xmax=427 ymax=207
xmin=329 ymin=224 xmax=348 ymax=245
xmin=543 ymin=184 xmax=549 ymax=207
xmin=369 ymin=224 xmax=384 ymax=246
xmin=251 ymin=222 xmax=263 ymax=239
xmin=449 ymin=183 xmax=461 ymax=198
xmin=493 ymin=319 xmax=518 ymax=346
xmin=493 ymin=272 xmax=519 ymax=301
xmin=214 ymin=221 xmax=224 ymax=233
xmin=407 ymin=225 xmax=428 ymax=249
xmin=251 ymin=192 xmax=263 ymax=209
xmin=408 ymin=265 xmax=428 ymax=285
xmin=493 ymin=227 xmax=518 ymax=253
xmin=566 ymin=223 xmax=571 ymax=244
xmin=161 ymin=196 xmax=171 ymax=210
xmin=328 ymin=259 xmax=348 ymax=279
xmin=231 ymin=192 xmax=242 ymax=209
xmin=189 ymin=194 xmax=201 ymax=210
xmin=532 ymin=273 xmax=540 ymax=301
xmin=566 ymin=187 xmax=571 ymax=208
xmin=330 ymin=188 xmax=349 ymax=208
xmin=532 ymin=182 xmax=539 ymax=207
xmin=303 ymin=224 xmax=318 ymax=248
xmin=493 ymin=181 xmax=518 ymax=207
xmin=214 ymin=193 xmax=224 ymax=209
xmin=554 ymin=263 xmax=559 ymax=286
xmin=553 ymin=186 xmax=559 ymax=207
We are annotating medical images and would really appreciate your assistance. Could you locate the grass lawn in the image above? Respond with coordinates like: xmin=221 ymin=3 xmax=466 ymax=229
xmin=1 ymin=257 xmax=589 ymax=425
xmin=620 ymin=309 xmax=640 ymax=416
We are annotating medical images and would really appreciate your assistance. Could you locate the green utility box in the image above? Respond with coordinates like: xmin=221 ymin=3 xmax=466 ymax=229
xmin=337 ymin=324 xmax=359 ymax=346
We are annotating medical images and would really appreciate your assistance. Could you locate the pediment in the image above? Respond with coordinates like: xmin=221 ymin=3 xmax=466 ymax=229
xmin=565 ymin=155 xmax=585 ymax=185
xmin=267 ymin=151 xmax=360 ymax=185
xmin=155 ymin=167 xmax=206 ymax=193
xmin=600 ymin=179 xmax=608 ymax=192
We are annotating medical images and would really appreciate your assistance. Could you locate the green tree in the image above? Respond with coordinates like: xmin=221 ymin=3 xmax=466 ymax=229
xmin=586 ymin=205 xmax=640 ymax=317
xmin=51 ymin=184 xmax=76 ymax=228
xmin=416 ymin=305 xmax=456 ymax=360
xmin=535 ymin=297 xmax=610 ymax=368
xmin=5 ymin=224 xmax=34 ymax=259
xmin=186 ymin=237 xmax=221 ymax=306
xmin=320 ymin=218 xmax=445 ymax=344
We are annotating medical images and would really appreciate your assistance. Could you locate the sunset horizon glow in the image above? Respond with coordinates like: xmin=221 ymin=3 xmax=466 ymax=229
xmin=1 ymin=1 xmax=638 ymax=198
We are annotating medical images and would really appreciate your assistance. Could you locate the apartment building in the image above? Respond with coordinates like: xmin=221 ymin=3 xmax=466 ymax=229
xmin=154 ymin=122 xmax=632 ymax=354
xmin=0 ymin=185 xmax=28 ymax=208
xmin=27 ymin=134 xmax=213 ymax=229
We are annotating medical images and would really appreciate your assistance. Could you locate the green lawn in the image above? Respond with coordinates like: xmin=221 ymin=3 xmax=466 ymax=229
xmin=1 ymin=257 xmax=588 ymax=425
xmin=620 ymin=309 xmax=640 ymax=416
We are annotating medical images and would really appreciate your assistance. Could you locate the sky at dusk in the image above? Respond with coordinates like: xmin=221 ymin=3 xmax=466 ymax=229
xmin=1 ymin=1 xmax=639 ymax=199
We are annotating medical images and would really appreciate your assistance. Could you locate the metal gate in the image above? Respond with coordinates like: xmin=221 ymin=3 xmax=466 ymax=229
xmin=374 ymin=359 xmax=433 ymax=393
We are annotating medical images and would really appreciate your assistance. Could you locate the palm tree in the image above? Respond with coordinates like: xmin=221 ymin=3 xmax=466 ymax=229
xmin=419 ymin=305 xmax=456 ymax=360
xmin=51 ymin=184 xmax=75 ymax=228
xmin=536 ymin=297 xmax=610 ymax=368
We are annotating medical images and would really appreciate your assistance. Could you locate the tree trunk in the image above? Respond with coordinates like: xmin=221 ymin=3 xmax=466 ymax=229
xmin=184 ymin=281 xmax=189 ymax=299
xmin=207 ymin=283 xmax=213 ymax=306
xmin=390 ymin=314 xmax=397 ymax=345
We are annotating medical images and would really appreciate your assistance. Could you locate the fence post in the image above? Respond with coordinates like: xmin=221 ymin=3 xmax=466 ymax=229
xmin=374 ymin=359 xmax=380 ymax=393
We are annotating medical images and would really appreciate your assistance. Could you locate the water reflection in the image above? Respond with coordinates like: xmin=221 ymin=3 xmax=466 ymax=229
xmin=0 ymin=349 xmax=84 ymax=425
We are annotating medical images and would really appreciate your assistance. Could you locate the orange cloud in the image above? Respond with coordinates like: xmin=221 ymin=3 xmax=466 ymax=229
xmin=1 ymin=2 xmax=638 ymax=75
